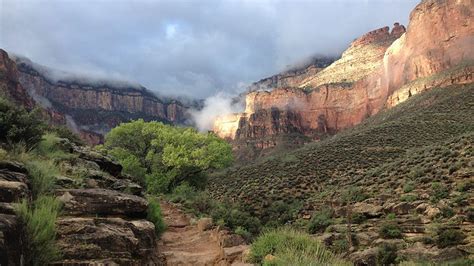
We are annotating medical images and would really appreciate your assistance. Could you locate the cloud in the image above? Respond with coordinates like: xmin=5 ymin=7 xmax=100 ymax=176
xmin=190 ymin=92 xmax=244 ymax=131
xmin=0 ymin=0 xmax=419 ymax=97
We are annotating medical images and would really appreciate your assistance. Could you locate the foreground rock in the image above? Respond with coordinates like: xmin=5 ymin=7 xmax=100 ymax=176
xmin=0 ymin=162 xmax=31 ymax=265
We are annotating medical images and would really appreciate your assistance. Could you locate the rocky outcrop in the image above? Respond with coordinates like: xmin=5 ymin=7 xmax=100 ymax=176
xmin=0 ymin=141 xmax=161 ymax=265
xmin=214 ymin=0 xmax=474 ymax=160
xmin=248 ymin=56 xmax=336 ymax=91
xmin=0 ymin=50 xmax=34 ymax=109
xmin=10 ymin=55 xmax=191 ymax=145
xmin=0 ymin=162 xmax=30 ymax=265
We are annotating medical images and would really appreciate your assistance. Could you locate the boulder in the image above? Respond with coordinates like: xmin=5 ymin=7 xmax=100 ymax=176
xmin=56 ymin=189 xmax=148 ymax=218
xmin=223 ymin=245 xmax=250 ymax=263
xmin=0 ymin=214 xmax=23 ymax=266
xmin=197 ymin=217 xmax=213 ymax=232
xmin=0 ymin=181 xmax=29 ymax=202
xmin=350 ymin=247 xmax=378 ymax=266
xmin=353 ymin=202 xmax=383 ymax=218
xmin=56 ymin=217 xmax=157 ymax=263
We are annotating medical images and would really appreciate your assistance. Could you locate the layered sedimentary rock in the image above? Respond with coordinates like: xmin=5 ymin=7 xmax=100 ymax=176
xmin=12 ymin=56 xmax=190 ymax=145
xmin=0 ymin=50 xmax=34 ymax=109
xmin=214 ymin=0 xmax=474 ymax=159
xmin=248 ymin=56 xmax=336 ymax=91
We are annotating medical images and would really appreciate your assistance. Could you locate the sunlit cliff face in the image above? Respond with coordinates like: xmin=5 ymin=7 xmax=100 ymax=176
xmin=212 ymin=113 xmax=246 ymax=140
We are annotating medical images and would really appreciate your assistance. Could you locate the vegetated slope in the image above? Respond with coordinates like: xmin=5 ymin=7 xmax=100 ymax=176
xmin=209 ymin=83 xmax=474 ymax=262
xmin=209 ymin=83 xmax=473 ymax=212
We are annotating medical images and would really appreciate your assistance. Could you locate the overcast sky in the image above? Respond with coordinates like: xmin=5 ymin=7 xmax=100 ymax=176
xmin=0 ymin=0 xmax=419 ymax=97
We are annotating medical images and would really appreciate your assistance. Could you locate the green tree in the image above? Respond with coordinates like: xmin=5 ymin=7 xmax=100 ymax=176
xmin=0 ymin=98 xmax=45 ymax=149
xmin=104 ymin=119 xmax=233 ymax=192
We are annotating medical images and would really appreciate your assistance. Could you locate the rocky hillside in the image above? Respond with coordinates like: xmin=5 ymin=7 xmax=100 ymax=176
xmin=0 ymin=138 xmax=161 ymax=264
xmin=7 ymin=54 xmax=193 ymax=145
xmin=209 ymin=83 xmax=474 ymax=263
xmin=213 ymin=0 xmax=473 ymax=161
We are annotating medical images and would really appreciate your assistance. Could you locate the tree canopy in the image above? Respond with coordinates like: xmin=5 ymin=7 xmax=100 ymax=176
xmin=104 ymin=119 xmax=233 ymax=193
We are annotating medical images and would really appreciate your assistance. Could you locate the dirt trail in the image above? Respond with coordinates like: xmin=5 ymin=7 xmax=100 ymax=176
xmin=157 ymin=201 xmax=248 ymax=266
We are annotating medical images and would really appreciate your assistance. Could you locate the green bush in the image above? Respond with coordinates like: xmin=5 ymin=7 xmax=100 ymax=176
xmin=168 ymin=182 xmax=198 ymax=203
xmin=430 ymin=182 xmax=449 ymax=203
xmin=403 ymin=181 xmax=416 ymax=193
xmin=308 ymin=208 xmax=333 ymax=234
xmin=15 ymin=196 xmax=62 ymax=266
xmin=146 ymin=197 xmax=166 ymax=237
xmin=146 ymin=172 xmax=173 ymax=194
xmin=25 ymin=160 xmax=58 ymax=199
xmin=261 ymin=200 xmax=301 ymax=227
xmin=0 ymin=98 xmax=45 ymax=149
xmin=48 ymin=125 xmax=84 ymax=145
xmin=467 ymin=208 xmax=474 ymax=223
xmin=401 ymin=194 xmax=418 ymax=202
xmin=33 ymin=133 xmax=76 ymax=161
xmin=436 ymin=228 xmax=466 ymax=248
xmin=379 ymin=222 xmax=403 ymax=239
xmin=351 ymin=212 xmax=367 ymax=224
xmin=249 ymin=227 xmax=349 ymax=265
xmin=331 ymin=238 xmax=350 ymax=254
xmin=377 ymin=243 xmax=398 ymax=265
xmin=235 ymin=226 xmax=251 ymax=241
xmin=341 ymin=186 xmax=368 ymax=203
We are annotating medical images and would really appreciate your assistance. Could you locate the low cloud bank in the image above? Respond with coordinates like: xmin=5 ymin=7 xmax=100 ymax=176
xmin=190 ymin=92 xmax=244 ymax=132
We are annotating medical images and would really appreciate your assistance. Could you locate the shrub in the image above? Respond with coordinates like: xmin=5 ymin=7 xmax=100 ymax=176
xmin=439 ymin=206 xmax=455 ymax=219
xmin=33 ymin=133 xmax=76 ymax=161
xmin=308 ymin=208 xmax=333 ymax=234
xmin=379 ymin=222 xmax=403 ymax=239
xmin=436 ymin=228 xmax=466 ymax=248
xmin=15 ymin=196 xmax=62 ymax=266
xmin=401 ymin=194 xmax=418 ymax=202
xmin=351 ymin=212 xmax=367 ymax=224
xmin=168 ymin=182 xmax=198 ymax=203
xmin=403 ymin=181 xmax=416 ymax=193
xmin=261 ymin=200 xmax=301 ymax=227
xmin=235 ymin=226 xmax=251 ymax=241
xmin=341 ymin=186 xmax=368 ymax=203
xmin=25 ymin=160 xmax=58 ymax=199
xmin=49 ymin=125 xmax=84 ymax=145
xmin=377 ymin=243 xmax=398 ymax=265
xmin=331 ymin=238 xmax=350 ymax=254
xmin=146 ymin=197 xmax=166 ymax=237
xmin=0 ymin=98 xmax=45 ymax=149
xmin=467 ymin=208 xmax=474 ymax=223
xmin=430 ymin=182 xmax=449 ymax=203
xmin=249 ymin=227 xmax=349 ymax=265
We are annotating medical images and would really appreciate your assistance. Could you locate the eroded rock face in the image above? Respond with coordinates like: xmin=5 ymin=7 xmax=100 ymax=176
xmin=13 ymin=57 xmax=190 ymax=145
xmin=0 ymin=49 xmax=34 ymax=109
xmin=56 ymin=217 xmax=157 ymax=264
xmin=214 ymin=0 xmax=474 ymax=159
xmin=56 ymin=189 xmax=148 ymax=218
xmin=0 ymin=161 xmax=31 ymax=265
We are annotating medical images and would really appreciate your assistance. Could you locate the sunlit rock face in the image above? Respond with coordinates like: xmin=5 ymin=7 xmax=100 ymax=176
xmin=14 ymin=59 xmax=189 ymax=145
xmin=382 ymin=0 xmax=474 ymax=106
xmin=214 ymin=0 xmax=474 ymax=160
xmin=213 ymin=24 xmax=405 ymax=151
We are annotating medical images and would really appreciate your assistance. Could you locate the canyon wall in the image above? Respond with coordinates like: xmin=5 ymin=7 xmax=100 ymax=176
xmin=214 ymin=0 xmax=474 ymax=160
xmin=13 ymin=57 xmax=190 ymax=144
xmin=0 ymin=50 xmax=34 ymax=109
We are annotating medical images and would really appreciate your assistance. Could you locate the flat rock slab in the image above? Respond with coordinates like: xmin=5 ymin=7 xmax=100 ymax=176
xmin=56 ymin=188 xmax=148 ymax=218
xmin=56 ymin=217 xmax=156 ymax=263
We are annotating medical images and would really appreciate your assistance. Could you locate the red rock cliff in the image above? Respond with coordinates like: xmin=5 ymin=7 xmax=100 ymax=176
xmin=14 ymin=58 xmax=190 ymax=144
xmin=214 ymin=0 xmax=474 ymax=160
xmin=0 ymin=50 xmax=34 ymax=109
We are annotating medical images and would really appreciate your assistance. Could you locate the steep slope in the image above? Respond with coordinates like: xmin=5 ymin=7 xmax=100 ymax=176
xmin=11 ymin=54 xmax=192 ymax=145
xmin=0 ymin=50 xmax=34 ymax=109
xmin=213 ymin=0 xmax=473 ymax=161
xmin=209 ymin=83 xmax=474 ymax=262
